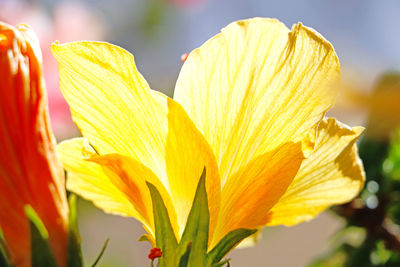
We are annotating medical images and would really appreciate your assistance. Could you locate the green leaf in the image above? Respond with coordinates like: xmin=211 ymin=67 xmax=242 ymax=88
xmin=371 ymin=240 xmax=391 ymax=265
xmin=358 ymin=138 xmax=389 ymax=182
xmin=308 ymin=246 xmax=347 ymax=267
xmin=345 ymin=235 xmax=376 ymax=267
xmin=388 ymin=201 xmax=400 ymax=225
xmin=91 ymin=238 xmax=109 ymax=267
xmin=25 ymin=206 xmax=57 ymax=267
xmin=177 ymin=168 xmax=209 ymax=267
xmin=206 ymin=228 xmax=257 ymax=265
xmin=147 ymin=182 xmax=178 ymax=267
xmin=67 ymin=194 xmax=83 ymax=267
xmin=358 ymin=138 xmax=391 ymax=194
xmin=383 ymin=129 xmax=400 ymax=180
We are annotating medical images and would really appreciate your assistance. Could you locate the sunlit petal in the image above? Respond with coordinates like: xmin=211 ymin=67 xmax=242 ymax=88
xmin=212 ymin=142 xmax=304 ymax=247
xmin=52 ymin=41 xmax=223 ymax=238
xmin=174 ymin=18 xmax=340 ymax=184
xmin=51 ymin=41 xmax=170 ymax=186
xmin=164 ymin=98 xmax=221 ymax=239
xmin=87 ymin=153 xmax=179 ymax=237
xmin=52 ymin=18 xmax=365 ymax=258
xmin=266 ymin=118 xmax=365 ymax=226
xmin=58 ymin=138 xmax=143 ymax=218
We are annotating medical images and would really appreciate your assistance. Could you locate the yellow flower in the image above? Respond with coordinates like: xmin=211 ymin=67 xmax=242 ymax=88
xmin=52 ymin=18 xmax=365 ymax=250
xmin=0 ymin=23 xmax=69 ymax=267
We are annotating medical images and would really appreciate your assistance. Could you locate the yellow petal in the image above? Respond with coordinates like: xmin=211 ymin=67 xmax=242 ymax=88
xmin=52 ymin=42 xmax=222 ymax=237
xmin=174 ymin=18 xmax=340 ymax=184
xmin=87 ymin=152 xmax=180 ymax=238
xmin=165 ymin=98 xmax=221 ymax=239
xmin=87 ymin=95 xmax=221 ymax=239
xmin=59 ymin=138 xmax=182 ymax=237
xmin=58 ymin=138 xmax=141 ymax=218
xmin=212 ymin=142 xmax=304 ymax=248
xmin=266 ymin=118 xmax=365 ymax=226
xmin=51 ymin=42 xmax=169 ymax=186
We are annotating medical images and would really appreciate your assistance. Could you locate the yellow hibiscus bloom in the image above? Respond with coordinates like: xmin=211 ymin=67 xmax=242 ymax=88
xmin=52 ymin=18 xmax=365 ymax=251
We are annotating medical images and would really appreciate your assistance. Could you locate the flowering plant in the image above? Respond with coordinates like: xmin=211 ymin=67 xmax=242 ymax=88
xmin=0 ymin=18 xmax=367 ymax=266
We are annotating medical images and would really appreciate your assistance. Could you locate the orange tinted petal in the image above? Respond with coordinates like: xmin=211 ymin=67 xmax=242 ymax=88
xmin=87 ymin=153 xmax=177 ymax=236
xmin=212 ymin=142 xmax=304 ymax=248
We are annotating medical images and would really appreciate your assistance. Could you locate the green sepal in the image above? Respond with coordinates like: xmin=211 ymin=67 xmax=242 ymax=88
xmin=147 ymin=168 xmax=258 ymax=266
xmin=178 ymin=242 xmax=192 ymax=267
xmin=206 ymin=228 xmax=257 ymax=265
xmin=147 ymin=182 xmax=178 ymax=267
xmin=211 ymin=258 xmax=231 ymax=267
xmin=176 ymin=168 xmax=209 ymax=267
xmin=25 ymin=206 xmax=57 ymax=267
xmin=90 ymin=238 xmax=109 ymax=267
xmin=67 ymin=194 xmax=83 ymax=267
xmin=0 ymin=228 xmax=10 ymax=267
xmin=138 ymin=234 xmax=156 ymax=247
xmin=138 ymin=234 xmax=150 ymax=242
xmin=0 ymin=250 xmax=9 ymax=267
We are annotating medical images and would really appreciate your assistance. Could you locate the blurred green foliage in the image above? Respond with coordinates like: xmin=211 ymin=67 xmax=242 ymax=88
xmin=384 ymin=131 xmax=400 ymax=181
xmin=310 ymin=73 xmax=400 ymax=267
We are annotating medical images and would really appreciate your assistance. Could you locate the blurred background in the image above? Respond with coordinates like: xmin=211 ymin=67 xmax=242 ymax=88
xmin=2 ymin=0 xmax=400 ymax=266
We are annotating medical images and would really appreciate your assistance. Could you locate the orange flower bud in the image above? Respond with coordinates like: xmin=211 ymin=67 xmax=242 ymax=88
xmin=0 ymin=22 xmax=68 ymax=267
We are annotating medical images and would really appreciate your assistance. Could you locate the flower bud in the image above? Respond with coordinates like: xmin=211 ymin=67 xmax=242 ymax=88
xmin=0 ymin=22 xmax=68 ymax=267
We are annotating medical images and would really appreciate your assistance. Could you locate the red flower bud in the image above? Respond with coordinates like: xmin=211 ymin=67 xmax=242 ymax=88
xmin=148 ymin=247 xmax=163 ymax=260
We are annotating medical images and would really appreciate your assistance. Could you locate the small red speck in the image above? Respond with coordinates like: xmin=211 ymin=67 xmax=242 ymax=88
xmin=181 ymin=53 xmax=189 ymax=62
xmin=148 ymin=247 xmax=162 ymax=260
